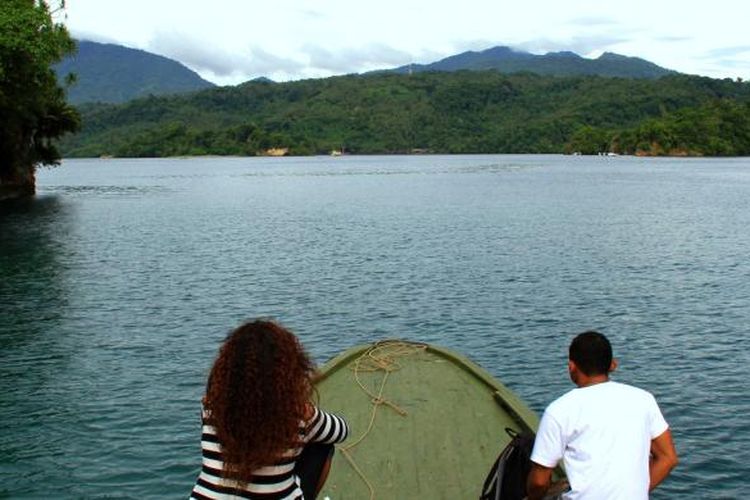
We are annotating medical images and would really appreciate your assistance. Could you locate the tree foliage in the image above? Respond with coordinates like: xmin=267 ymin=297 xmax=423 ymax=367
xmin=611 ymin=100 xmax=750 ymax=156
xmin=59 ymin=69 xmax=750 ymax=159
xmin=0 ymin=0 xmax=80 ymax=193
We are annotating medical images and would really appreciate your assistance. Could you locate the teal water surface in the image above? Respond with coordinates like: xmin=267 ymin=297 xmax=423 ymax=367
xmin=1 ymin=155 xmax=749 ymax=498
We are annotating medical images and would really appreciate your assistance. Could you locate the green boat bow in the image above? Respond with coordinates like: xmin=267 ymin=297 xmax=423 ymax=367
xmin=314 ymin=340 xmax=542 ymax=499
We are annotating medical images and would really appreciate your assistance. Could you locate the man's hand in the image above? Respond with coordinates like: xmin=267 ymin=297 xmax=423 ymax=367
xmin=527 ymin=462 xmax=554 ymax=500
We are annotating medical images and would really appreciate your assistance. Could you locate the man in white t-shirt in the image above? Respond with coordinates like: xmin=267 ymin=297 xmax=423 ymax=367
xmin=527 ymin=331 xmax=678 ymax=500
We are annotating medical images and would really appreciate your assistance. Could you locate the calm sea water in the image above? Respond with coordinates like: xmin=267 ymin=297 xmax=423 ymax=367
xmin=2 ymin=155 xmax=749 ymax=499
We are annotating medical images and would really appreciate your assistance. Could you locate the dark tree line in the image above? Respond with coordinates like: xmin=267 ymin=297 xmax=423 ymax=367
xmin=60 ymin=71 xmax=750 ymax=159
xmin=0 ymin=0 xmax=79 ymax=199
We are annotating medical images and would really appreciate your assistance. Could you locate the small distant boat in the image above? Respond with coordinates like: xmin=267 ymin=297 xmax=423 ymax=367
xmin=315 ymin=340 xmax=550 ymax=499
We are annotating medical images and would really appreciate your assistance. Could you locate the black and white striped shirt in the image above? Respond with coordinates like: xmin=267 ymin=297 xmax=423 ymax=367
xmin=190 ymin=406 xmax=349 ymax=499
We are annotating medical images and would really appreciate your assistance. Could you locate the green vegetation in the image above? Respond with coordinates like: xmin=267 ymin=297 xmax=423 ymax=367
xmin=60 ymin=71 xmax=750 ymax=159
xmin=614 ymin=100 xmax=750 ymax=156
xmin=0 ymin=0 xmax=79 ymax=198
xmin=567 ymin=99 xmax=750 ymax=156
xmin=55 ymin=40 xmax=214 ymax=104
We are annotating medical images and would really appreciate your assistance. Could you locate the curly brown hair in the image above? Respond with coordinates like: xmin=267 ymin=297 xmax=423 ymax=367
xmin=204 ymin=319 xmax=315 ymax=482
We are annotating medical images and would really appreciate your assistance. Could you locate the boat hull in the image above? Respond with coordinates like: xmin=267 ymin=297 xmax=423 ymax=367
xmin=314 ymin=340 xmax=540 ymax=499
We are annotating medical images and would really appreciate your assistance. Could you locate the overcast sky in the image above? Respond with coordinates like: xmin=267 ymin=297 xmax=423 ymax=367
xmin=63 ymin=0 xmax=750 ymax=85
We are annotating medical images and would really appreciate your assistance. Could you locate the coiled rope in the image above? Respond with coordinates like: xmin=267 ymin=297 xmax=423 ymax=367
xmin=339 ymin=340 xmax=427 ymax=500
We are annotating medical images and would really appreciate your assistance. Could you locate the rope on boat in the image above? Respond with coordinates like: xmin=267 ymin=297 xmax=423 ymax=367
xmin=339 ymin=340 xmax=427 ymax=500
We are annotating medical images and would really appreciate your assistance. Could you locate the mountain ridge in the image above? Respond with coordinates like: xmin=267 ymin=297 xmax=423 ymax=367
xmin=57 ymin=42 xmax=677 ymax=106
xmin=55 ymin=40 xmax=215 ymax=104
xmin=388 ymin=46 xmax=675 ymax=79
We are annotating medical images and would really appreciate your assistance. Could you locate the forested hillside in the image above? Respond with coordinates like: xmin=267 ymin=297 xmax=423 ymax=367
xmin=55 ymin=41 xmax=214 ymax=104
xmin=59 ymin=71 xmax=750 ymax=157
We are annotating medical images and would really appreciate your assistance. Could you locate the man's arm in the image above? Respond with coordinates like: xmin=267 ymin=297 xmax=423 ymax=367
xmin=649 ymin=428 xmax=678 ymax=491
xmin=527 ymin=462 xmax=554 ymax=500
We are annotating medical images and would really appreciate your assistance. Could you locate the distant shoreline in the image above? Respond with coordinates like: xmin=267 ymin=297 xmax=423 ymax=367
xmin=60 ymin=152 xmax=750 ymax=161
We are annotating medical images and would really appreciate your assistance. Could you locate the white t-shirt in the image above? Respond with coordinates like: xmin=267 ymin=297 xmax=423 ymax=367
xmin=531 ymin=381 xmax=669 ymax=500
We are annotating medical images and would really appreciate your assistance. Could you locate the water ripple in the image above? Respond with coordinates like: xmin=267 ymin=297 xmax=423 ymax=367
xmin=2 ymin=155 xmax=749 ymax=498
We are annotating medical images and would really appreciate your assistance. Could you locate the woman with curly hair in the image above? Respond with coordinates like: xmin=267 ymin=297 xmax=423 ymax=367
xmin=190 ymin=319 xmax=349 ymax=499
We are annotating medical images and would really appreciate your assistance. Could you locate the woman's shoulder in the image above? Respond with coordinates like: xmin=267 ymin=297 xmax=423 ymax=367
xmin=304 ymin=402 xmax=317 ymax=420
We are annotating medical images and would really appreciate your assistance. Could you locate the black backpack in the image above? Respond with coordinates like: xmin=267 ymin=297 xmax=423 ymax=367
xmin=480 ymin=428 xmax=535 ymax=500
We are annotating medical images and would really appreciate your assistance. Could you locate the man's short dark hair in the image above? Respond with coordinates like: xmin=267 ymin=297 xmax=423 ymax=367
xmin=569 ymin=331 xmax=613 ymax=376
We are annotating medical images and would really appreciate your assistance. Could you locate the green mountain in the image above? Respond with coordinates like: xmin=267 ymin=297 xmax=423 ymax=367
xmin=389 ymin=46 xmax=674 ymax=79
xmin=55 ymin=40 xmax=214 ymax=104
xmin=59 ymin=71 xmax=750 ymax=158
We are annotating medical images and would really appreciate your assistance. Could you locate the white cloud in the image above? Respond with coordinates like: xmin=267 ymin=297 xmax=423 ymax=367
xmin=568 ymin=16 xmax=619 ymax=27
xmin=62 ymin=0 xmax=750 ymax=83
xmin=302 ymin=43 xmax=414 ymax=73
xmin=300 ymin=9 xmax=325 ymax=19
xmin=515 ymin=35 xmax=631 ymax=57
xmin=70 ymin=29 xmax=126 ymax=47
xmin=655 ymin=36 xmax=693 ymax=43
xmin=147 ymin=32 xmax=307 ymax=80
xmin=702 ymin=45 xmax=750 ymax=59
